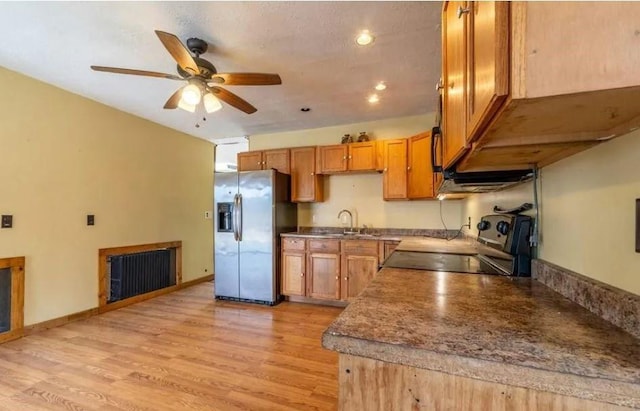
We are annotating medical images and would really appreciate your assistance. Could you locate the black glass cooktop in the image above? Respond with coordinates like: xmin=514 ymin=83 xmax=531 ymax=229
xmin=383 ymin=251 xmax=510 ymax=275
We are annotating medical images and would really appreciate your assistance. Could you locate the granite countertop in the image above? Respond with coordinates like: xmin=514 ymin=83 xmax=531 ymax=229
xmin=322 ymin=268 xmax=640 ymax=408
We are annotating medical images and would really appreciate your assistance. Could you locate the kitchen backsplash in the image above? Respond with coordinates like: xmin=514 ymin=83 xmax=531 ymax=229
xmin=297 ymin=226 xmax=462 ymax=239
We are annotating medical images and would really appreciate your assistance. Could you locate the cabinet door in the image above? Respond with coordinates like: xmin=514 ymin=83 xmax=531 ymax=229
xmin=318 ymin=145 xmax=348 ymax=173
xmin=263 ymin=149 xmax=291 ymax=174
xmin=348 ymin=141 xmax=377 ymax=171
xmin=290 ymin=147 xmax=324 ymax=202
xmin=407 ymin=132 xmax=435 ymax=199
xmin=341 ymin=255 xmax=378 ymax=301
xmin=382 ymin=139 xmax=408 ymax=200
xmin=466 ymin=1 xmax=509 ymax=141
xmin=442 ymin=1 xmax=468 ymax=169
xmin=307 ymin=253 xmax=340 ymax=300
xmin=237 ymin=151 xmax=264 ymax=171
xmin=281 ymin=251 xmax=305 ymax=296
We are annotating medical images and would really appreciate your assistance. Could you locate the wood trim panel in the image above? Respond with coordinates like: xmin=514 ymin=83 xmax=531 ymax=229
xmin=339 ymin=355 xmax=631 ymax=411
xmin=23 ymin=274 xmax=213 ymax=336
xmin=0 ymin=256 xmax=25 ymax=344
xmin=98 ymin=241 xmax=182 ymax=307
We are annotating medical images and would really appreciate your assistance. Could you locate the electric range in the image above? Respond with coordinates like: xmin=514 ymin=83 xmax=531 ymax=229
xmin=383 ymin=214 xmax=533 ymax=277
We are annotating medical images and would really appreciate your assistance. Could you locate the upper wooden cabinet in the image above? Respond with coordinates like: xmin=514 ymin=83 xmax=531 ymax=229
xmin=290 ymin=147 xmax=324 ymax=203
xmin=317 ymin=141 xmax=378 ymax=174
xmin=441 ymin=1 xmax=640 ymax=172
xmin=442 ymin=1 xmax=509 ymax=169
xmin=442 ymin=1 xmax=469 ymax=169
xmin=381 ymin=139 xmax=408 ymax=200
xmin=237 ymin=149 xmax=290 ymax=174
xmin=407 ymin=132 xmax=435 ymax=199
xmin=237 ymin=151 xmax=264 ymax=172
xmin=382 ymin=133 xmax=435 ymax=200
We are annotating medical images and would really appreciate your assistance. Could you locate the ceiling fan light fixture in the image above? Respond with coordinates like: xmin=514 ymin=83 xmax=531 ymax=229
xmin=356 ymin=30 xmax=375 ymax=46
xmin=178 ymin=99 xmax=196 ymax=113
xmin=181 ymin=83 xmax=202 ymax=105
xmin=203 ymin=92 xmax=222 ymax=113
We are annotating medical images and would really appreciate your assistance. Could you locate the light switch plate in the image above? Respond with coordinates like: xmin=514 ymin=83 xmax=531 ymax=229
xmin=87 ymin=215 xmax=95 ymax=226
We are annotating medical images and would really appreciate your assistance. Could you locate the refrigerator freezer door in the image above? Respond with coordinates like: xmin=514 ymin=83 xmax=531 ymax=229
xmin=238 ymin=170 xmax=276 ymax=303
xmin=214 ymin=173 xmax=240 ymax=299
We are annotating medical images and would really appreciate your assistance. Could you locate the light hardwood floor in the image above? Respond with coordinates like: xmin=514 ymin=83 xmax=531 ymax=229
xmin=0 ymin=282 xmax=343 ymax=411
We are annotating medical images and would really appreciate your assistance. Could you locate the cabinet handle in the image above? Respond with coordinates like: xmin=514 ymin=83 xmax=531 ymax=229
xmin=343 ymin=156 xmax=346 ymax=160
xmin=310 ymin=172 xmax=315 ymax=176
xmin=383 ymin=168 xmax=388 ymax=172
xmin=300 ymin=273 xmax=304 ymax=277
xmin=457 ymin=5 xmax=470 ymax=18
xmin=344 ymin=277 xmax=348 ymax=280
xmin=435 ymin=78 xmax=444 ymax=91
xmin=349 ymin=155 xmax=352 ymax=159
xmin=407 ymin=166 xmax=411 ymax=171
xmin=335 ymin=276 xmax=338 ymax=280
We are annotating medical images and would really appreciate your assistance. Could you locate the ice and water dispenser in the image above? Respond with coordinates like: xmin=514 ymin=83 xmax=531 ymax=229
xmin=217 ymin=202 xmax=234 ymax=233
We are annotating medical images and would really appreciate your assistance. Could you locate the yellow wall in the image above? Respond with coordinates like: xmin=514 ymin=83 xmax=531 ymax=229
xmin=462 ymin=129 xmax=640 ymax=295
xmin=0 ymin=67 xmax=214 ymax=325
xmin=250 ymin=115 xmax=463 ymax=229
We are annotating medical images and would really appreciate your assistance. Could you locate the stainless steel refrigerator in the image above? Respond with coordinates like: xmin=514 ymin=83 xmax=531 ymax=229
xmin=214 ymin=170 xmax=297 ymax=305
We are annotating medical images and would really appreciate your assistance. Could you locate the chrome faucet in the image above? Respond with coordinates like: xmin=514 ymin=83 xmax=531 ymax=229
xmin=337 ymin=209 xmax=357 ymax=234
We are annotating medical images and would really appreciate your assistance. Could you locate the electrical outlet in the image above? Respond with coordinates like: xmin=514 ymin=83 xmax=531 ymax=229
xmin=1 ymin=215 xmax=12 ymax=228
xmin=204 ymin=211 xmax=212 ymax=219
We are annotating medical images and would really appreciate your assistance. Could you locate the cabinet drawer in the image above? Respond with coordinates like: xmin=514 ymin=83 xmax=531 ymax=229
xmin=341 ymin=240 xmax=379 ymax=256
xmin=282 ymin=237 xmax=306 ymax=251
xmin=308 ymin=239 xmax=340 ymax=253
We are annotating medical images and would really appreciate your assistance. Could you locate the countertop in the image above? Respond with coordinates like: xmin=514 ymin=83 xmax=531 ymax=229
xmin=322 ymin=268 xmax=640 ymax=408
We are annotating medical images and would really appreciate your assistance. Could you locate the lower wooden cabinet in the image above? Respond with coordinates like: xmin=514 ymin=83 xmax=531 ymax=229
xmin=307 ymin=252 xmax=340 ymax=300
xmin=281 ymin=237 xmax=381 ymax=303
xmin=281 ymin=251 xmax=306 ymax=296
xmin=341 ymin=240 xmax=379 ymax=301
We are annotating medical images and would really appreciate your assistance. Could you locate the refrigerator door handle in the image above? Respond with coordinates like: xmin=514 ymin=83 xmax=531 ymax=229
xmin=233 ymin=194 xmax=239 ymax=241
xmin=237 ymin=194 xmax=243 ymax=241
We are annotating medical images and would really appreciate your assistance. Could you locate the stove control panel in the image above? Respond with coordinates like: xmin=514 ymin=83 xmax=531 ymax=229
xmin=477 ymin=214 xmax=532 ymax=256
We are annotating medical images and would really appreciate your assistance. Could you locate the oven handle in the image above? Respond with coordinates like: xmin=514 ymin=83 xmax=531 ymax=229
xmin=476 ymin=254 xmax=511 ymax=276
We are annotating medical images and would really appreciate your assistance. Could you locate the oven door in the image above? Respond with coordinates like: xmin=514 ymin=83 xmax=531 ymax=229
xmin=383 ymin=251 xmax=511 ymax=276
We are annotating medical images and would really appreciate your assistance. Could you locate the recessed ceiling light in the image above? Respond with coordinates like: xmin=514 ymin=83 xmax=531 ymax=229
xmin=375 ymin=82 xmax=387 ymax=91
xmin=300 ymin=107 xmax=311 ymax=112
xmin=356 ymin=30 xmax=375 ymax=46
xmin=368 ymin=94 xmax=380 ymax=104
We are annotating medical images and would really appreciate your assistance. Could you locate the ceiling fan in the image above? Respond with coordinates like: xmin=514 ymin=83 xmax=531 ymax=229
xmin=91 ymin=30 xmax=282 ymax=115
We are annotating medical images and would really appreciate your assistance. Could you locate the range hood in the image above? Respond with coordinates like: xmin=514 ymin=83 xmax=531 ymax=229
xmin=439 ymin=169 xmax=534 ymax=194
xmin=431 ymin=126 xmax=533 ymax=194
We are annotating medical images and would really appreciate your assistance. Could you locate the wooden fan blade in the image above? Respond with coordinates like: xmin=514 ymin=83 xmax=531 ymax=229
xmin=164 ymin=87 xmax=184 ymax=109
xmin=91 ymin=66 xmax=183 ymax=80
xmin=208 ymin=73 xmax=282 ymax=86
xmin=210 ymin=87 xmax=257 ymax=114
xmin=154 ymin=30 xmax=200 ymax=75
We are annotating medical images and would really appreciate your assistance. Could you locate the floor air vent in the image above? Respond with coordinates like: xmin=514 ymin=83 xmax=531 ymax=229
xmin=0 ymin=268 xmax=10 ymax=333
xmin=108 ymin=249 xmax=176 ymax=303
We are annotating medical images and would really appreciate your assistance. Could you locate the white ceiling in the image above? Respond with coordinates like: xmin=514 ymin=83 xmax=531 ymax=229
xmin=0 ymin=2 xmax=441 ymax=141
